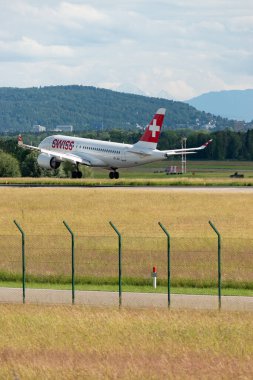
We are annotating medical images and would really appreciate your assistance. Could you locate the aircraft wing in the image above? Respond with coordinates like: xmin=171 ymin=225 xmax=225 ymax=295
xmin=18 ymin=135 xmax=92 ymax=166
xmin=18 ymin=138 xmax=41 ymax=151
xmin=162 ymin=139 xmax=212 ymax=157
xmin=40 ymin=148 xmax=91 ymax=165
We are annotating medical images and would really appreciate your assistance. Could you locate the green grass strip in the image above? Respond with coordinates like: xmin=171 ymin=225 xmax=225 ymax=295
xmin=0 ymin=272 xmax=252 ymax=296
xmin=0 ymin=177 xmax=253 ymax=187
xmin=0 ymin=281 xmax=252 ymax=296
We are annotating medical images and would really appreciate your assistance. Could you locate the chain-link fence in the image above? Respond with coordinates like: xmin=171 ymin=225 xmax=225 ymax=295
xmin=0 ymin=220 xmax=252 ymax=307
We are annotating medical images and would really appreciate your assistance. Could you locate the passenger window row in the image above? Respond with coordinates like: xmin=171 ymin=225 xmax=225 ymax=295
xmin=76 ymin=146 xmax=120 ymax=154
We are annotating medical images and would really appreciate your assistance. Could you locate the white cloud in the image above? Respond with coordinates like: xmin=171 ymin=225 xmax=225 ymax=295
xmin=197 ymin=21 xmax=225 ymax=33
xmin=228 ymin=15 xmax=253 ymax=32
xmin=20 ymin=37 xmax=74 ymax=59
xmin=59 ymin=2 xmax=106 ymax=22
xmin=0 ymin=37 xmax=74 ymax=61
xmin=48 ymin=2 xmax=108 ymax=31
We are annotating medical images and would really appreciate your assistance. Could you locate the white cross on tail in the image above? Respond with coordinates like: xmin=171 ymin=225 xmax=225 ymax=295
xmin=149 ymin=119 xmax=160 ymax=138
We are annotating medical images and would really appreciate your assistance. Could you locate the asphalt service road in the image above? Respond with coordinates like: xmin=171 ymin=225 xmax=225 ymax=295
xmin=0 ymin=287 xmax=252 ymax=311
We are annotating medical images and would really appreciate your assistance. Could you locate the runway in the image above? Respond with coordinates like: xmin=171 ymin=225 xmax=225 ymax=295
xmin=1 ymin=184 xmax=253 ymax=193
xmin=0 ymin=287 xmax=252 ymax=311
xmin=91 ymin=186 xmax=253 ymax=193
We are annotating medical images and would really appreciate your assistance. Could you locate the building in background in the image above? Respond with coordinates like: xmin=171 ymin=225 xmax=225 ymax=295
xmin=33 ymin=125 xmax=46 ymax=133
xmin=54 ymin=125 xmax=74 ymax=132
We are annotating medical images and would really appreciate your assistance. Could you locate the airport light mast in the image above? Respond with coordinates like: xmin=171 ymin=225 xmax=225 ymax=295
xmin=181 ymin=137 xmax=187 ymax=174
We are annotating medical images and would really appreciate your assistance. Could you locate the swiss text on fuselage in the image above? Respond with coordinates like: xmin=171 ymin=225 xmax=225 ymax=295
xmin=52 ymin=139 xmax=74 ymax=150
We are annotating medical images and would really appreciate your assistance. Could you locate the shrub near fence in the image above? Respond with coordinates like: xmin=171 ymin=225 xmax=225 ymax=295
xmin=0 ymin=220 xmax=252 ymax=308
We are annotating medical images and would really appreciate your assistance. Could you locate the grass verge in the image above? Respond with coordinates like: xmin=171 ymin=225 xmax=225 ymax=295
xmin=1 ymin=176 xmax=253 ymax=186
xmin=1 ymin=281 xmax=252 ymax=296
xmin=1 ymin=272 xmax=253 ymax=289
xmin=0 ymin=272 xmax=252 ymax=296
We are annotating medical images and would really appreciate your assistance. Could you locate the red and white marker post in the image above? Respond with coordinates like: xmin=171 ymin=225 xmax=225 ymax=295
xmin=152 ymin=266 xmax=157 ymax=289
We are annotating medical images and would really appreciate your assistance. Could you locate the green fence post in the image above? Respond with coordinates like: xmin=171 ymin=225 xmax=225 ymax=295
xmin=63 ymin=221 xmax=75 ymax=305
xmin=158 ymin=222 xmax=171 ymax=308
xmin=209 ymin=221 xmax=222 ymax=310
xmin=109 ymin=222 xmax=122 ymax=308
xmin=13 ymin=220 xmax=26 ymax=304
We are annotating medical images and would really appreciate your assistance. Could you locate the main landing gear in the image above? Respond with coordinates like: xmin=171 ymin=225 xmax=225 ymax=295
xmin=109 ymin=170 xmax=119 ymax=179
xmin=71 ymin=163 xmax=82 ymax=178
xmin=72 ymin=170 xmax=82 ymax=178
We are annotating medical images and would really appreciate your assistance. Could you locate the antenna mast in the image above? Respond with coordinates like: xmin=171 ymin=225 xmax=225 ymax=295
xmin=181 ymin=137 xmax=187 ymax=174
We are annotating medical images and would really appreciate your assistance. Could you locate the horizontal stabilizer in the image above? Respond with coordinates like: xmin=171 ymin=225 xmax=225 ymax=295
xmin=165 ymin=151 xmax=196 ymax=157
xmin=127 ymin=149 xmax=152 ymax=157
xmin=162 ymin=139 xmax=212 ymax=157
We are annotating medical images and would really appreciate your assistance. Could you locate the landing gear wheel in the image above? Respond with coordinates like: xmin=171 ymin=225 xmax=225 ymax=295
xmin=109 ymin=171 xmax=119 ymax=179
xmin=72 ymin=171 xmax=82 ymax=178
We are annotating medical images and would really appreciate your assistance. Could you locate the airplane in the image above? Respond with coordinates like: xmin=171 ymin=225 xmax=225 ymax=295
xmin=18 ymin=108 xmax=212 ymax=179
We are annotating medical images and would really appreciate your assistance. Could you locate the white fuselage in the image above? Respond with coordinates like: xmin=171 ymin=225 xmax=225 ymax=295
xmin=39 ymin=135 xmax=166 ymax=169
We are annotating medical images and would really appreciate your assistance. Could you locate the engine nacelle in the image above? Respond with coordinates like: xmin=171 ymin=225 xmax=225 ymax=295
xmin=37 ymin=153 xmax=61 ymax=170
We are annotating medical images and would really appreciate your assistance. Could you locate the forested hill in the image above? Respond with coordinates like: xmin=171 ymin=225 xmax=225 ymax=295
xmin=0 ymin=85 xmax=250 ymax=133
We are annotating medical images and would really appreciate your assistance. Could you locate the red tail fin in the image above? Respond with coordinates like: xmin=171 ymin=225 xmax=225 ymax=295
xmin=140 ymin=108 xmax=166 ymax=144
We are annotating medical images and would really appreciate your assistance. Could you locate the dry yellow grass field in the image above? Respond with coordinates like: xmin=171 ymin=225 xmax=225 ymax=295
xmin=0 ymin=305 xmax=252 ymax=379
xmin=0 ymin=187 xmax=252 ymax=285
xmin=0 ymin=189 xmax=252 ymax=379
xmin=0 ymin=187 xmax=252 ymax=235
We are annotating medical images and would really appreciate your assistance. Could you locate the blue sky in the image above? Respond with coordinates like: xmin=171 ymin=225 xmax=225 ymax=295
xmin=0 ymin=0 xmax=252 ymax=100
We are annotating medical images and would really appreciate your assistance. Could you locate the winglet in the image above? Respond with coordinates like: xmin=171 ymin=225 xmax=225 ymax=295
xmin=201 ymin=139 xmax=213 ymax=148
xmin=18 ymin=134 xmax=23 ymax=146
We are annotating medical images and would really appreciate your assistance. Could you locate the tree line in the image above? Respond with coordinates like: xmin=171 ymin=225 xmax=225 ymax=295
xmin=0 ymin=128 xmax=252 ymax=177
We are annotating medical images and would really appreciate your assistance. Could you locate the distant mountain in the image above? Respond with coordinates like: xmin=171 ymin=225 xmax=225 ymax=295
xmin=156 ymin=90 xmax=172 ymax=100
xmin=0 ymin=85 xmax=250 ymax=133
xmin=187 ymin=89 xmax=253 ymax=122
xmin=115 ymin=83 xmax=146 ymax=96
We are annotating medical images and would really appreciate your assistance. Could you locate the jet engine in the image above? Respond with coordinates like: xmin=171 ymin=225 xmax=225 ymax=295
xmin=37 ymin=153 xmax=61 ymax=169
